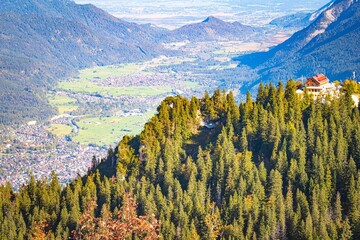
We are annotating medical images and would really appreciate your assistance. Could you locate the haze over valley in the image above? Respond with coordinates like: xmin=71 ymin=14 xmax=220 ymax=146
xmin=74 ymin=0 xmax=329 ymax=29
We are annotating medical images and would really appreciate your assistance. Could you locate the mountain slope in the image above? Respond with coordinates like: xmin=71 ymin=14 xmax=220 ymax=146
xmin=163 ymin=16 xmax=259 ymax=42
xmin=269 ymin=12 xmax=313 ymax=29
xmin=2 ymin=83 xmax=360 ymax=239
xmin=0 ymin=0 xmax=169 ymax=124
xmin=236 ymin=0 xmax=359 ymax=88
xmin=269 ymin=0 xmax=336 ymax=29
xmin=0 ymin=0 xmax=169 ymax=74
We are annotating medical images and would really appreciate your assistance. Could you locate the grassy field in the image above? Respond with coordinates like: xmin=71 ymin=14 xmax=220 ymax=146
xmin=79 ymin=57 xmax=196 ymax=80
xmin=58 ymin=80 xmax=172 ymax=96
xmin=48 ymin=94 xmax=79 ymax=114
xmin=50 ymin=58 xmax=202 ymax=147
xmin=178 ymin=81 xmax=199 ymax=89
xmin=148 ymin=56 xmax=196 ymax=67
xmin=48 ymin=94 xmax=76 ymax=105
xmin=79 ymin=63 xmax=143 ymax=79
xmin=72 ymin=111 xmax=156 ymax=146
xmin=47 ymin=124 xmax=73 ymax=137
xmin=57 ymin=106 xmax=79 ymax=114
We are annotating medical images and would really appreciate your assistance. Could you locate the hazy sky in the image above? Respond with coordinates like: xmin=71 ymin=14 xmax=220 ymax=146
xmin=74 ymin=0 xmax=331 ymax=29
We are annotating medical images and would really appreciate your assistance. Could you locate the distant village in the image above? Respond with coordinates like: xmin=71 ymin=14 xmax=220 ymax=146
xmin=0 ymin=124 xmax=107 ymax=190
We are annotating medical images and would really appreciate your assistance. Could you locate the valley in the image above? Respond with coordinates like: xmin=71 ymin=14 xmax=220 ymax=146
xmin=48 ymin=36 xmax=287 ymax=147
xmin=1 ymin=0 xmax=360 ymax=238
xmin=2 ymin=0 xmax=354 ymax=192
xmin=0 ymin=37 xmax=284 ymax=189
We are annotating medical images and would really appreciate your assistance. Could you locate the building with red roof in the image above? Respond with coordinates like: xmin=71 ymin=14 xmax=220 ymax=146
xmin=296 ymin=74 xmax=338 ymax=98
xmin=306 ymin=74 xmax=329 ymax=87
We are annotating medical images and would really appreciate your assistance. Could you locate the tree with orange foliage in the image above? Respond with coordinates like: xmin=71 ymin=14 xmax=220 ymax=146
xmin=72 ymin=193 xmax=160 ymax=240
xmin=30 ymin=221 xmax=53 ymax=240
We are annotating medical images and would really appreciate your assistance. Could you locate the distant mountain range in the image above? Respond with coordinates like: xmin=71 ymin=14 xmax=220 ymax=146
xmin=237 ymin=0 xmax=359 ymax=90
xmin=2 ymin=0 xmax=355 ymax=124
xmin=0 ymin=0 xmax=261 ymax=124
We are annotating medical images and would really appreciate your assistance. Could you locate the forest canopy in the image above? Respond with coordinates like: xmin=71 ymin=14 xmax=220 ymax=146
xmin=1 ymin=80 xmax=360 ymax=239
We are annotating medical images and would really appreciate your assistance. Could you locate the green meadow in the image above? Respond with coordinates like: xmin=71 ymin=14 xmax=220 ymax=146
xmin=48 ymin=94 xmax=76 ymax=105
xmin=49 ymin=59 xmax=201 ymax=147
xmin=57 ymin=106 xmax=78 ymax=114
xmin=79 ymin=63 xmax=149 ymax=80
xmin=47 ymin=124 xmax=73 ymax=137
xmin=177 ymin=81 xmax=198 ymax=89
xmin=58 ymin=80 xmax=172 ymax=96
xmin=72 ymin=111 xmax=156 ymax=146
xmin=48 ymin=94 xmax=79 ymax=114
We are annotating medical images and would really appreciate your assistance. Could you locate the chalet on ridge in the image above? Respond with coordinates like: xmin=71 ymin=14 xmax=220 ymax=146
xmin=304 ymin=74 xmax=336 ymax=95
xmin=306 ymin=74 xmax=329 ymax=87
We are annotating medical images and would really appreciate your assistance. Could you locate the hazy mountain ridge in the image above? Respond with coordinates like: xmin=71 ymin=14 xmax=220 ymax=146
xmin=269 ymin=12 xmax=313 ymax=29
xmin=163 ymin=16 xmax=260 ymax=42
xmin=236 ymin=0 xmax=359 ymax=89
xmin=269 ymin=0 xmax=336 ymax=29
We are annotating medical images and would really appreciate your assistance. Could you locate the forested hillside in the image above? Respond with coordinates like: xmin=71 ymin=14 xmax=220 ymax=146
xmin=1 ymin=80 xmax=360 ymax=239
xmin=0 ymin=0 xmax=169 ymax=124
xmin=237 ymin=0 xmax=359 ymax=89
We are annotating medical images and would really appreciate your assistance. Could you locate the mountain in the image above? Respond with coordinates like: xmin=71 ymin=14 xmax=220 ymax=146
xmin=269 ymin=12 xmax=313 ymax=29
xmin=0 ymin=0 xmax=259 ymax=124
xmin=269 ymin=0 xmax=336 ymax=29
xmin=236 ymin=0 xmax=359 ymax=89
xmin=0 ymin=0 xmax=168 ymax=68
xmin=0 ymin=0 xmax=169 ymax=124
xmin=2 ymin=82 xmax=360 ymax=239
xmin=140 ymin=23 xmax=170 ymax=39
xmin=162 ymin=16 xmax=259 ymax=42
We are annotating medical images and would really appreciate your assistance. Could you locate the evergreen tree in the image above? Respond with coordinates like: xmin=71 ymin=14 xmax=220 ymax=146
xmin=2 ymin=81 xmax=360 ymax=239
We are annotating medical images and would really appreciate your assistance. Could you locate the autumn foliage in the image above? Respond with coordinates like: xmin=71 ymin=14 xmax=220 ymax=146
xmin=72 ymin=193 xmax=160 ymax=240
xmin=30 ymin=221 xmax=52 ymax=240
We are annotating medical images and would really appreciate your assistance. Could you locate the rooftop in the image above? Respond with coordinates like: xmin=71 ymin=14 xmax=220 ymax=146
xmin=306 ymin=74 xmax=329 ymax=86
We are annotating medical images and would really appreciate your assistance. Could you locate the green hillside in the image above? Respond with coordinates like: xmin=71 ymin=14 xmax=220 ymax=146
xmin=1 ymin=80 xmax=360 ymax=239
xmin=0 ymin=0 xmax=169 ymax=124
